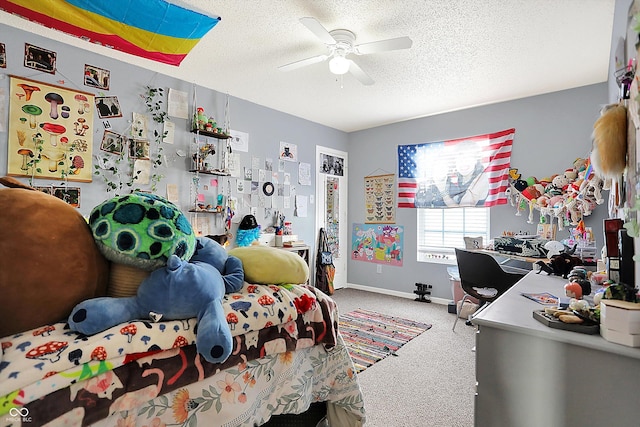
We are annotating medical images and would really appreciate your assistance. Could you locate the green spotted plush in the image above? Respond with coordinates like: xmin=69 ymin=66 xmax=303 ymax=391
xmin=89 ymin=192 xmax=196 ymax=271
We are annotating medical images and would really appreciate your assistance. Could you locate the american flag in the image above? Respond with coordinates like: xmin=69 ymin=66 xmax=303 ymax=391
xmin=397 ymin=128 xmax=515 ymax=208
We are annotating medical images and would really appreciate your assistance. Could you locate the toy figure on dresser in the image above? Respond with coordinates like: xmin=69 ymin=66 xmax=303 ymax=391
xmin=564 ymin=281 xmax=584 ymax=299
xmin=536 ymin=251 xmax=583 ymax=279
xmin=567 ymin=267 xmax=591 ymax=296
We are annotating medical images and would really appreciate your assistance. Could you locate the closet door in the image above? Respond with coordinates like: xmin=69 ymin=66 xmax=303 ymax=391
xmin=316 ymin=146 xmax=347 ymax=289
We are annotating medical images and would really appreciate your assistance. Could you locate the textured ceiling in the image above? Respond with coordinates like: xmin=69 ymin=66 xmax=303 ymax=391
xmin=0 ymin=0 xmax=617 ymax=132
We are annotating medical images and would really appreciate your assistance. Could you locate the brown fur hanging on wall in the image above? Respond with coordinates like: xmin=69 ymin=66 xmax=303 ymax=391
xmin=590 ymin=103 xmax=628 ymax=179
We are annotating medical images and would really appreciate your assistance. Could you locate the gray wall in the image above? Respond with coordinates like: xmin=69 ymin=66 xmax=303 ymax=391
xmin=0 ymin=0 xmax=629 ymax=300
xmin=347 ymin=85 xmax=610 ymax=298
xmin=0 ymin=23 xmax=348 ymax=249
xmin=345 ymin=0 xmax=635 ymax=300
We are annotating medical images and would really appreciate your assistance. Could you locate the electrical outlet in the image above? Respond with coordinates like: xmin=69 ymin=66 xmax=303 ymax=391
xmin=376 ymin=264 xmax=382 ymax=273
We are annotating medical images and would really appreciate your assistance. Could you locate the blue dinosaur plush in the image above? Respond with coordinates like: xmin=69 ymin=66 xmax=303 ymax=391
xmin=68 ymin=237 xmax=244 ymax=364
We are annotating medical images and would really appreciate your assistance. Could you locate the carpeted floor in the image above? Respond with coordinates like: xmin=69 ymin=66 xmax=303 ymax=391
xmin=331 ymin=287 xmax=476 ymax=427
xmin=339 ymin=308 xmax=432 ymax=372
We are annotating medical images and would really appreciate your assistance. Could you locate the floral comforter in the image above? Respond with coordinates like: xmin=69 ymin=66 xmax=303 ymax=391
xmin=0 ymin=284 xmax=364 ymax=427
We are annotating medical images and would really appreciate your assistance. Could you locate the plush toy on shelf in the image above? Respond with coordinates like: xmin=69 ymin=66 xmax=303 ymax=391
xmin=236 ymin=214 xmax=261 ymax=247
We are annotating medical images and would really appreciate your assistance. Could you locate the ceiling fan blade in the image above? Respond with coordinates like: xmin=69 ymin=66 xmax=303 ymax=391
xmin=278 ymin=54 xmax=329 ymax=72
xmin=299 ymin=17 xmax=336 ymax=44
xmin=355 ymin=36 xmax=413 ymax=55
xmin=348 ymin=60 xmax=374 ymax=85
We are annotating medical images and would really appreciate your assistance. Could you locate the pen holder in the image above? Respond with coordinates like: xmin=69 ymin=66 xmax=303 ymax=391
xmin=275 ymin=235 xmax=283 ymax=247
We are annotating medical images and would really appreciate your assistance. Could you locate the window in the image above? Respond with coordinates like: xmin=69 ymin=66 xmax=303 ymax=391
xmin=417 ymin=207 xmax=490 ymax=264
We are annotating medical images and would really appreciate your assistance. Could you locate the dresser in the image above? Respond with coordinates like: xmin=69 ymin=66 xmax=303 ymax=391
xmin=472 ymin=271 xmax=640 ymax=427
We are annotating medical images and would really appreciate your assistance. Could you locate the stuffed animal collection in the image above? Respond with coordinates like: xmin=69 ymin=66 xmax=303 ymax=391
xmin=68 ymin=237 xmax=244 ymax=364
xmin=508 ymin=157 xmax=605 ymax=229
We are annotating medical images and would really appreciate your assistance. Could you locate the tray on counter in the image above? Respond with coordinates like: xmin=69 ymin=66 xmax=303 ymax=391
xmin=533 ymin=310 xmax=600 ymax=335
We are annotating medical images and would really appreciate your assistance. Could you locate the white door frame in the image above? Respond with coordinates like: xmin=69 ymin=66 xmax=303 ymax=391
xmin=315 ymin=146 xmax=348 ymax=290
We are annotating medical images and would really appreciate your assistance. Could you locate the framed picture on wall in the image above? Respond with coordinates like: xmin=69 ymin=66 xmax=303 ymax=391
xmin=0 ymin=43 xmax=6 ymax=68
xmin=53 ymin=186 xmax=80 ymax=208
xmin=8 ymin=76 xmax=94 ymax=182
xmin=320 ymin=153 xmax=345 ymax=176
xmin=95 ymin=96 xmax=122 ymax=119
xmin=100 ymin=130 xmax=124 ymax=154
xmin=129 ymin=139 xmax=150 ymax=159
xmin=84 ymin=64 xmax=110 ymax=90
xmin=24 ymin=43 xmax=56 ymax=74
xmin=34 ymin=186 xmax=53 ymax=195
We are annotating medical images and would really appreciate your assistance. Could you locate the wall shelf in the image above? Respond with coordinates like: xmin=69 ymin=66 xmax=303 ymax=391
xmin=191 ymin=128 xmax=231 ymax=139
xmin=188 ymin=169 xmax=230 ymax=176
xmin=188 ymin=209 xmax=224 ymax=214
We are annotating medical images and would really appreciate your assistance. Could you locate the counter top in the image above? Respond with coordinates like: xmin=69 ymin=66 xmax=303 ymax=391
xmin=472 ymin=271 xmax=640 ymax=360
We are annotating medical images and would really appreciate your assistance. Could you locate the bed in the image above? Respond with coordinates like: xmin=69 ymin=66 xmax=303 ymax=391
xmin=0 ymin=282 xmax=365 ymax=427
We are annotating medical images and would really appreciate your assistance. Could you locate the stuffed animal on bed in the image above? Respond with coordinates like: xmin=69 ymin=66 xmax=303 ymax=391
xmin=68 ymin=237 xmax=244 ymax=364
xmin=0 ymin=176 xmax=109 ymax=338
xmin=88 ymin=192 xmax=198 ymax=297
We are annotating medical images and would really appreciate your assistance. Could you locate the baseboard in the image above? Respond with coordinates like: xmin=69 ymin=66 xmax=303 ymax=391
xmin=343 ymin=282 xmax=450 ymax=306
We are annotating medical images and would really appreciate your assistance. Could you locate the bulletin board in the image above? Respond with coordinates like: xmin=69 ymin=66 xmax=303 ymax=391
xmin=7 ymin=76 xmax=94 ymax=182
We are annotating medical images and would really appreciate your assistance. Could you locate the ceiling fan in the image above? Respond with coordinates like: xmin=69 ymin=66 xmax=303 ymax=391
xmin=278 ymin=17 xmax=413 ymax=86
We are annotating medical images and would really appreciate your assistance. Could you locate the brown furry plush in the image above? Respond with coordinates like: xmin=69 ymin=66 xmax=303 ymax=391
xmin=590 ymin=103 xmax=628 ymax=179
xmin=0 ymin=176 xmax=109 ymax=337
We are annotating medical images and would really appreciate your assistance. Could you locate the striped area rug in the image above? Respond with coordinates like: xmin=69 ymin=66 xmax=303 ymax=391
xmin=339 ymin=309 xmax=432 ymax=373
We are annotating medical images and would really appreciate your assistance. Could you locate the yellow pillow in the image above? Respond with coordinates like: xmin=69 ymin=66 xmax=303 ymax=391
xmin=229 ymin=245 xmax=309 ymax=285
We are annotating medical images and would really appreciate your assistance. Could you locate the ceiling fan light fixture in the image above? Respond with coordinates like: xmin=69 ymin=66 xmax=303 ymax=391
xmin=329 ymin=55 xmax=350 ymax=75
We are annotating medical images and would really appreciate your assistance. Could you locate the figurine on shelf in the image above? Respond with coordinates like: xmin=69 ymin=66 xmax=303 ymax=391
xmin=208 ymin=117 xmax=217 ymax=131
xmin=196 ymin=107 xmax=207 ymax=130
xmin=201 ymin=143 xmax=216 ymax=156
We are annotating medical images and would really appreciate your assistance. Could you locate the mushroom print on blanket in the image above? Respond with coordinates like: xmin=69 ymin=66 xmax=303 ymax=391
xmin=7 ymin=76 xmax=94 ymax=182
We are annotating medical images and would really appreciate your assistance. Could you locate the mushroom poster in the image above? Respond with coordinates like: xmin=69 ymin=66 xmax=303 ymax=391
xmin=7 ymin=76 xmax=94 ymax=182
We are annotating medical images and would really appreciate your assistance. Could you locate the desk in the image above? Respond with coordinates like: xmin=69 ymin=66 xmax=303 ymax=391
xmin=276 ymin=245 xmax=310 ymax=267
xmin=478 ymin=249 xmax=546 ymax=266
xmin=472 ymin=271 xmax=640 ymax=427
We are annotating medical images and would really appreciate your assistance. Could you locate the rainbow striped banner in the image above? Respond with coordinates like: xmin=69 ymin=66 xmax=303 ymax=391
xmin=0 ymin=0 xmax=221 ymax=66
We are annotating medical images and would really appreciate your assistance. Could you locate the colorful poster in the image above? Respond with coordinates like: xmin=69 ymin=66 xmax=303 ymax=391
xmin=364 ymin=174 xmax=395 ymax=223
xmin=8 ymin=76 xmax=94 ymax=182
xmin=351 ymin=223 xmax=403 ymax=266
